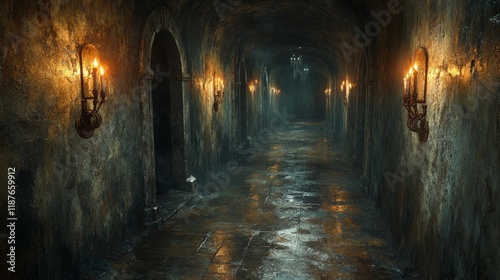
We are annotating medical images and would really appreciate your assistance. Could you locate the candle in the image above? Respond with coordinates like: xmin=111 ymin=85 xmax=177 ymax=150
xmin=404 ymin=77 xmax=407 ymax=94
xmin=92 ymin=58 xmax=98 ymax=91
xmin=100 ymin=66 xmax=104 ymax=92
xmin=412 ymin=66 xmax=418 ymax=101
xmin=407 ymin=77 xmax=410 ymax=97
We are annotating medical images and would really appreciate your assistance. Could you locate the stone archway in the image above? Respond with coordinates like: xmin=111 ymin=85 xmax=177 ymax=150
xmin=139 ymin=7 xmax=191 ymax=212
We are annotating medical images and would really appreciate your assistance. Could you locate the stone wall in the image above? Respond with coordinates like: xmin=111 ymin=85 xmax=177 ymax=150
xmin=336 ymin=0 xmax=500 ymax=278
xmin=0 ymin=0 xmax=265 ymax=278
xmin=0 ymin=0 xmax=146 ymax=278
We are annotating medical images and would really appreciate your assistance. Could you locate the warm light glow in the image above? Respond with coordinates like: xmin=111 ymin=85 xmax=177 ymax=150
xmin=249 ymin=80 xmax=259 ymax=93
xmin=100 ymin=66 xmax=104 ymax=76
xmin=403 ymin=62 xmax=420 ymax=92
xmin=93 ymin=58 xmax=98 ymax=68
xmin=447 ymin=65 xmax=461 ymax=77
xmin=341 ymin=79 xmax=353 ymax=91
xmin=196 ymin=78 xmax=205 ymax=90
xmin=324 ymin=88 xmax=332 ymax=94
xmin=215 ymin=77 xmax=224 ymax=91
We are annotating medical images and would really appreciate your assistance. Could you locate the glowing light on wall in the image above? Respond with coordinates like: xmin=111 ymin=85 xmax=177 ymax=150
xmin=402 ymin=47 xmax=429 ymax=142
xmin=213 ymin=76 xmax=225 ymax=112
xmin=196 ymin=78 xmax=205 ymax=90
xmin=75 ymin=43 xmax=108 ymax=138
xmin=249 ymin=79 xmax=258 ymax=93
xmin=340 ymin=79 xmax=353 ymax=105
xmin=271 ymin=87 xmax=281 ymax=94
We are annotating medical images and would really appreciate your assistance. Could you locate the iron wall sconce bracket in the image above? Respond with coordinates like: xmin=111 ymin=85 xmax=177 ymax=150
xmin=340 ymin=79 xmax=353 ymax=105
xmin=403 ymin=47 xmax=429 ymax=142
xmin=213 ymin=76 xmax=224 ymax=112
xmin=75 ymin=43 xmax=108 ymax=138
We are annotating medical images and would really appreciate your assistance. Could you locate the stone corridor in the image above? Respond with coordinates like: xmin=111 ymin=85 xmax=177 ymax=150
xmin=109 ymin=121 xmax=416 ymax=279
xmin=2 ymin=1 xmax=498 ymax=278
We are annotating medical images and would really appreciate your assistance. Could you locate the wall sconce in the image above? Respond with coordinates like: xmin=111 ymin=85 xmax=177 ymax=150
xmin=248 ymin=79 xmax=258 ymax=93
xmin=340 ymin=79 xmax=353 ymax=105
xmin=324 ymin=88 xmax=332 ymax=95
xmin=213 ymin=76 xmax=225 ymax=112
xmin=75 ymin=43 xmax=108 ymax=138
xmin=402 ymin=47 xmax=429 ymax=142
xmin=271 ymin=87 xmax=281 ymax=94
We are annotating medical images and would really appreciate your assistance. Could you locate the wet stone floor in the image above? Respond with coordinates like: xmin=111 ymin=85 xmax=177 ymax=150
xmin=110 ymin=120 xmax=416 ymax=280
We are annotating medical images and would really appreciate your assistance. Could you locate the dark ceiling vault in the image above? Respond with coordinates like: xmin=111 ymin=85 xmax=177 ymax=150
xmin=162 ymin=0 xmax=388 ymax=78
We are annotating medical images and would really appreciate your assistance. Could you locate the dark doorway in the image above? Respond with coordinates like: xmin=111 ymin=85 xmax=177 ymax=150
xmin=151 ymin=30 xmax=175 ymax=195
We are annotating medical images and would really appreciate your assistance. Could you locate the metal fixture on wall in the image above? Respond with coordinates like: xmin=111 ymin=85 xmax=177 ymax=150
xmin=340 ymin=79 xmax=353 ymax=105
xmin=271 ymin=87 xmax=281 ymax=94
xmin=248 ymin=79 xmax=258 ymax=94
xmin=402 ymin=47 xmax=429 ymax=142
xmin=75 ymin=43 xmax=108 ymax=138
xmin=213 ymin=76 xmax=224 ymax=112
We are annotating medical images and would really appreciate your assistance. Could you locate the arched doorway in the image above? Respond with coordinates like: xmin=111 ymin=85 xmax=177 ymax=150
xmin=139 ymin=7 xmax=190 ymax=213
xmin=150 ymin=30 xmax=178 ymax=195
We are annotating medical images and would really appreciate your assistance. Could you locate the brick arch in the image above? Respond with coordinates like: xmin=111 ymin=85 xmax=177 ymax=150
xmin=139 ymin=6 xmax=191 ymax=211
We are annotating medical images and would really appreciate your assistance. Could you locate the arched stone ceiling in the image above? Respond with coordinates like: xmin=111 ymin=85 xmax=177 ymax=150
xmin=168 ymin=0 xmax=387 ymax=76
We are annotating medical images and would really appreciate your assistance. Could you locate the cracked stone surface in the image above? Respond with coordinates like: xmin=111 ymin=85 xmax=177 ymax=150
xmin=109 ymin=120 xmax=418 ymax=279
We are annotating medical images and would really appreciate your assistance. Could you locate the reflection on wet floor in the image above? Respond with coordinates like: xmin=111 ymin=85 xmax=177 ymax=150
xmin=110 ymin=120 xmax=416 ymax=280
